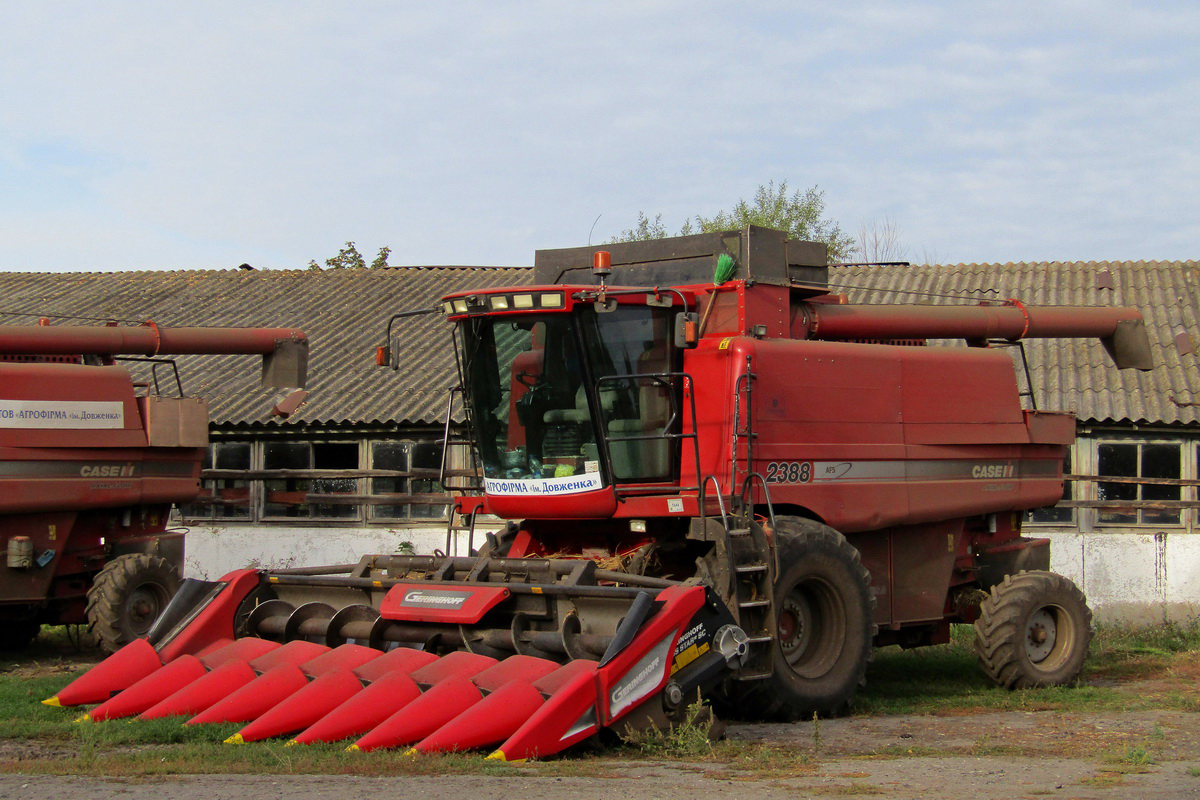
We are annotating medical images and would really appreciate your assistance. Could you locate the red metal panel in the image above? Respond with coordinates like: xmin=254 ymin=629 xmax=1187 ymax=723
xmin=156 ymin=569 xmax=264 ymax=663
xmin=593 ymin=584 xmax=704 ymax=725
xmin=408 ymin=651 xmax=497 ymax=685
xmin=845 ymin=532 xmax=892 ymax=627
xmin=379 ymin=583 xmax=511 ymax=624
xmin=291 ymin=671 xmax=422 ymax=745
xmin=88 ymin=654 xmax=208 ymax=721
xmin=0 ymin=364 xmax=147 ymax=449
xmin=1024 ymin=411 xmax=1075 ymax=445
xmin=471 ymin=654 xmax=560 ymax=693
xmin=44 ymin=638 xmax=163 ymax=707
xmin=299 ymin=643 xmax=381 ymax=678
xmin=887 ymin=521 xmax=961 ymax=623
xmin=415 ymin=679 xmax=547 ymax=754
xmin=485 ymin=487 xmax=618 ymax=520
xmin=899 ymin=346 xmax=1024 ymax=426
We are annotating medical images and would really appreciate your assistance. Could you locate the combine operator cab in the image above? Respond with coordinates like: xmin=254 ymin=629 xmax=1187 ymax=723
xmin=457 ymin=294 xmax=686 ymax=520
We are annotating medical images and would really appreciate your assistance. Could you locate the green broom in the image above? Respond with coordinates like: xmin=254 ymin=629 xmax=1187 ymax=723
xmin=698 ymin=253 xmax=737 ymax=336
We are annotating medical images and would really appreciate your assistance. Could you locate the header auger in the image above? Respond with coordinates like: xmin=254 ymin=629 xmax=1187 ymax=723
xmin=49 ymin=227 xmax=1151 ymax=759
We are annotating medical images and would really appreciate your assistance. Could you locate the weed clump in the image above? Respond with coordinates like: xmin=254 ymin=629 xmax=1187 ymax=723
xmin=620 ymin=702 xmax=719 ymax=759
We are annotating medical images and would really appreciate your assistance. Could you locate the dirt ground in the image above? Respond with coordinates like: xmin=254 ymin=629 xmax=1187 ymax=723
xmin=3 ymin=642 xmax=1199 ymax=799
xmin=0 ymin=708 xmax=1197 ymax=800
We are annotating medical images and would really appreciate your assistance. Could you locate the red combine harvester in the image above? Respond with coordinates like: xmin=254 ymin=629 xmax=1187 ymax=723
xmin=49 ymin=228 xmax=1152 ymax=759
xmin=1 ymin=322 xmax=307 ymax=652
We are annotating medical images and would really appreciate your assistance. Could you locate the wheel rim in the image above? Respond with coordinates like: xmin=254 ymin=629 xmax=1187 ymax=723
xmin=778 ymin=575 xmax=846 ymax=679
xmin=124 ymin=582 xmax=171 ymax=636
xmin=1024 ymin=603 xmax=1074 ymax=670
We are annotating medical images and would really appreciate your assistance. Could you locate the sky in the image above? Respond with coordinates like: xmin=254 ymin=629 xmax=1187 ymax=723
xmin=0 ymin=1 xmax=1196 ymax=272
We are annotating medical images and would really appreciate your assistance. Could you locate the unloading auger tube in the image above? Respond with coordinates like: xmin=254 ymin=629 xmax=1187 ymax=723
xmin=0 ymin=323 xmax=309 ymax=387
xmin=44 ymin=558 xmax=751 ymax=760
xmin=802 ymin=301 xmax=1152 ymax=369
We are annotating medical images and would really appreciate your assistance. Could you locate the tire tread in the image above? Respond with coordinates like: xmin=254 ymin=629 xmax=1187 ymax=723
xmin=728 ymin=517 xmax=875 ymax=721
xmin=86 ymin=553 xmax=180 ymax=654
xmin=974 ymin=570 xmax=1091 ymax=690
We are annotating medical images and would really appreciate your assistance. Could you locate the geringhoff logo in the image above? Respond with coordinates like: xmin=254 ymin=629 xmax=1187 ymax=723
xmin=608 ymin=635 xmax=676 ymax=716
xmin=402 ymin=589 xmax=470 ymax=608
xmin=611 ymin=655 xmax=662 ymax=706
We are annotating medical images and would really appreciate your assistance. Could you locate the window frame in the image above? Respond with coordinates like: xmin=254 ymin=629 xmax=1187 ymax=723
xmin=186 ymin=435 xmax=457 ymax=525
xmin=367 ymin=439 xmax=452 ymax=522
xmin=1094 ymin=438 xmax=1184 ymax=528
xmin=260 ymin=439 xmax=364 ymax=522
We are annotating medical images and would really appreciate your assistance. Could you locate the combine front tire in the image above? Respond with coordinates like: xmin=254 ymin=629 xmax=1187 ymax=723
xmin=86 ymin=554 xmax=181 ymax=654
xmin=974 ymin=570 xmax=1092 ymax=689
xmin=729 ymin=517 xmax=874 ymax=720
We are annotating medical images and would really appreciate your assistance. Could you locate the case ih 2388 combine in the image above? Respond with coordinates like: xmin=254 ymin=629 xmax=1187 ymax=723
xmin=49 ymin=228 xmax=1152 ymax=760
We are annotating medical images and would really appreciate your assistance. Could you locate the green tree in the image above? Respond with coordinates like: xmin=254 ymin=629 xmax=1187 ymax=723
xmin=613 ymin=181 xmax=856 ymax=262
xmin=308 ymin=241 xmax=392 ymax=270
xmin=616 ymin=212 xmax=671 ymax=242
xmin=369 ymin=246 xmax=392 ymax=270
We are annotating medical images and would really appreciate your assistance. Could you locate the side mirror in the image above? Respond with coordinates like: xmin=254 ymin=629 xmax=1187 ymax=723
xmin=675 ymin=312 xmax=698 ymax=349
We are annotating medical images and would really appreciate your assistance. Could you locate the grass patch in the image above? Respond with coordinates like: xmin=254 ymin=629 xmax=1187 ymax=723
xmin=0 ymin=740 xmax=553 ymax=778
xmin=853 ymin=621 xmax=1200 ymax=717
xmin=1088 ymin=618 xmax=1200 ymax=682
xmin=1104 ymin=743 xmax=1157 ymax=768
xmin=617 ymin=703 xmax=817 ymax=778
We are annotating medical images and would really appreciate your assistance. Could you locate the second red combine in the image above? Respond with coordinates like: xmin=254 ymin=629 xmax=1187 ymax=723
xmin=0 ymin=321 xmax=307 ymax=652
xmin=51 ymin=227 xmax=1152 ymax=759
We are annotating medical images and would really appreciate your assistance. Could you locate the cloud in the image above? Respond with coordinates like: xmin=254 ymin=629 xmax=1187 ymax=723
xmin=0 ymin=1 xmax=1195 ymax=271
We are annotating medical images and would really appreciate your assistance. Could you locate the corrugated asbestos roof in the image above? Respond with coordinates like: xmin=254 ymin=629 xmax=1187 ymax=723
xmin=0 ymin=267 xmax=531 ymax=429
xmin=0 ymin=259 xmax=1196 ymax=428
xmin=829 ymin=260 xmax=1200 ymax=427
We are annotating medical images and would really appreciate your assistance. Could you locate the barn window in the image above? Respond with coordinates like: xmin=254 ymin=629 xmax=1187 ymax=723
xmin=1097 ymin=441 xmax=1181 ymax=526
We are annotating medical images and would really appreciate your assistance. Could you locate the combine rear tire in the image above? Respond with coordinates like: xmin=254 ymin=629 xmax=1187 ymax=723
xmin=86 ymin=554 xmax=181 ymax=655
xmin=974 ymin=570 xmax=1092 ymax=689
xmin=729 ymin=517 xmax=874 ymax=720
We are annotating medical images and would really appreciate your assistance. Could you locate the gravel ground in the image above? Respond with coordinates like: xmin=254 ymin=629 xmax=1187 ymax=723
xmin=4 ymin=638 xmax=1198 ymax=799
xmin=1 ymin=708 xmax=1198 ymax=800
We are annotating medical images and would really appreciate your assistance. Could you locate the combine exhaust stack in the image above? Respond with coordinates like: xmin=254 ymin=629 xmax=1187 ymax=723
xmin=48 ymin=227 xmax=1152 ymax=757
